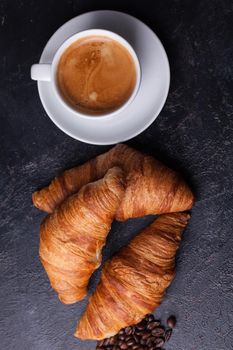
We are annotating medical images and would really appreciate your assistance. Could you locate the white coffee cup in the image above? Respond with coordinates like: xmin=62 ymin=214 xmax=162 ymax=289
xmin=31 ymin=29 xmax=141 ymax=119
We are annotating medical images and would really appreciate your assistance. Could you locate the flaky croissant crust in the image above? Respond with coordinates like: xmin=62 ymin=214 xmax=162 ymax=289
xmin=33 ymin=144 xmax=194 ymax=220
xmin=39 ymin=167 xmax=125 ymax=304
xmin=75 ymin=212 xmax=190 ymax=340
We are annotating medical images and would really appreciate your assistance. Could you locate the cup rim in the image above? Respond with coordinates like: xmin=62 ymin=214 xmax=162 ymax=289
xmin=50 ymin=29 xmax=141 ymax=119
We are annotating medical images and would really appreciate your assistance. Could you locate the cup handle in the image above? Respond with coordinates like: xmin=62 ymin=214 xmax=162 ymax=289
xmin=31 ymin=64 xmax=52 ymax=81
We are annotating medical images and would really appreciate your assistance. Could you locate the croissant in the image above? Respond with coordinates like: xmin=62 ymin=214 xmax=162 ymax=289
xmin=39 ymin=167 xmax=125 ymax=304
xmin=75 ymin=212 xmax=190 ymax=340
xmin=32 ymin=144 xmax=194 ymax=220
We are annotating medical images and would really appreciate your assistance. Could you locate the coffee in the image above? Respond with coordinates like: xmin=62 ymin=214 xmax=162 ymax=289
xmin=96 ymin=314 xmax=175 ymax=350
xmin=57 ymin=36 xmax=137 ymax=115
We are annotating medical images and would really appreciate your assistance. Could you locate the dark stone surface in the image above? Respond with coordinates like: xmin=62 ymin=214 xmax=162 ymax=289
xmin=1 ymin=1 xmax=233 ymax=349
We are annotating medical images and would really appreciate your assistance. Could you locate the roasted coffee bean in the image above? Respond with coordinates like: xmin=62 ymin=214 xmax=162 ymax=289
xmin=165 ymin=328 xmax=172 ymax=342
xmin=142 ymin=332 xmax=151 ymax=340
xmin=125 ymin=326 xmax=133 ymax=335
xmin=133 ymin=334 xmax=139 ymax=343
xmin=119 ymin=340 xmax=129 ymax=349
xmin=136 ymin=318 xmax=147 ymax=330
xmin=140 ymin=339 xmax=147 ymax=346
xmin=147 ymin=321 xmax=160 ymax=331
xmin=151 ymin=327 xmax=165 ymax=337
xmin=145 ymin=314 xmax=154 ymax=322
xmin=136 ymin=319 xmax=147 ymax=331
xmin=132 ymin=345 xmax=141 ymax=350
xmin=103 ymin=338 xmax=110 ymax=346
xmin=125 ymin=336 xmax=132 ymax=342
xmin=146 ymin=336 xmax=156 ymax=345
xmin=109 ymin=335 xmax=117 ymax=345
xmin=127 ymin=339 xmax=135 ymax=346
xmin=97 ymin=340 xmax=104 ymax=347
xmin=167 ymin=315 xmax=176 ymax=329
xmin=155 ymin=337 xmax=165 ymax=348
xmin=119 ymin=329 xmax=125 ymax=335
xmin=119 ymin=342 xmax=128 ymax=350
xmin=119 ymin=334 xmax=126 ymax=341
xmin=135 ymin=329 xmax=143 ymax=336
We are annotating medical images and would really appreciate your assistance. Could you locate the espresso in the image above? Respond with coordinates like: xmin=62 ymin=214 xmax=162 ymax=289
xmin=57 ymin=36 xmax=137 ymax=115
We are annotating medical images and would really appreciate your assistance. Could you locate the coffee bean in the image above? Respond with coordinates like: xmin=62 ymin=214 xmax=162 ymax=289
xmin=119 ymin=329 xmax=125 ymax=335
xmin=131 ymin=325 xmax=136 ymax=333
xmin=119 ymin=334 xmax=125 ymax=341
xmin=125 ymin=336 xmax=132 ymax=342
xmin=133 ymin=334 xmax=139 ymax=343
xmin=135 ymin=329 xmax=143 ymax=336
xmin=146 ymin=336 xmax=156 ymax=345
xmin=145 ymin=314 xmax=154 ymax=323
xmin=151 ymin=327 xmax=165 ymax=337
xmin=167 ymin=315 xmax=176 ymax=329
xmin=110 ymin=336 xmax=118 ymax=345
xmin=142 ymin=332 xmax=151 ymax=340
xmin=155 ymin=337 xmax=164 ymax=348
xmin=127 ymin=339 xmax=135 ymax=346
xmin=147 ymin=321 xmax=160 ymax=331
xmin=132 ymin=345 xmax=141 ymax=350
xmin=125 ymin=326 xmax=133 ymax=335
xmin=97 ymin=340 xmax=104 ymax=347
xmin=136 ymin=319 xmax=147 ymax=331
xmin=119 ymin=342 xmax=128 ymax=350
xmin=165 ymin=328 xmax=172 ymax=342
xmin=140 ymin=339 xmax=147 ymax=346
xmin=103 ymin=338 xmax=110 ymax=346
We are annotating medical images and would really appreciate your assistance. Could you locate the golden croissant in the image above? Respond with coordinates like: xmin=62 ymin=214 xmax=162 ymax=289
xmin=75 ymin=212 xmax=190 ymax=340
xmin=32 ymin=144 xmax=194 ymax=220
xmin=39 ymin=167 xmax=125 ymax=304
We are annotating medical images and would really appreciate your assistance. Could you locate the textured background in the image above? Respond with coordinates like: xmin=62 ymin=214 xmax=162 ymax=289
xmin=1 ymin=1 xmax=233 ymax=349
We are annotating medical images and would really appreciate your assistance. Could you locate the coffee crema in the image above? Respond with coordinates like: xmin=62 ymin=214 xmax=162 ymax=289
xmin=57 ymin=36 xmax=137 ymax=115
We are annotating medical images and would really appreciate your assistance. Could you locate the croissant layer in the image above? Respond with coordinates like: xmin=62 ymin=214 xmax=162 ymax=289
xmin=39 ymin=167 xmax=125 ymax=304
xmin=32 ymin=144 xmax=194 ymax=219
xmin=75 ymin=212 xmax=190 ymax=340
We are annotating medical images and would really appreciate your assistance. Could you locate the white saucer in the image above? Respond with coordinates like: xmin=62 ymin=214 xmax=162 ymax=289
xmin=38 ymin=10 xmax=170 ymax=145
